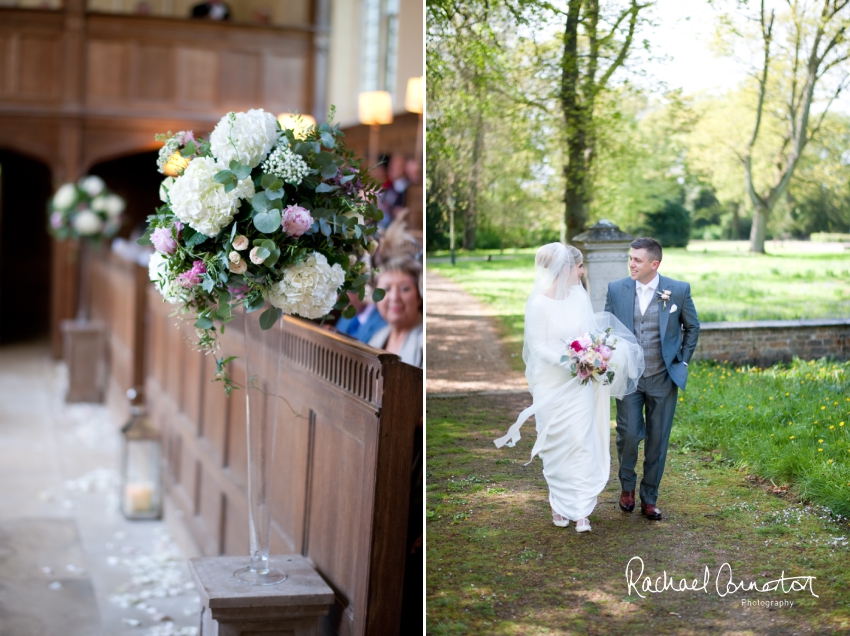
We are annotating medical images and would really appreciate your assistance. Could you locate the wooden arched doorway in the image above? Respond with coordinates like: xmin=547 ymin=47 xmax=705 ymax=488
xmin=0 ymin=149 xmax=53 ymax=344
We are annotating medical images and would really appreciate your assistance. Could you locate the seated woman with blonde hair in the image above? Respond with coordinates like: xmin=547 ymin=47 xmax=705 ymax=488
xmin=368 ymin=256 xmax=423 ymax=368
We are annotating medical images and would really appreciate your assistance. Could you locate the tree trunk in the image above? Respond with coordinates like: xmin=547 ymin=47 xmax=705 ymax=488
xmin=731 ymin=202 xmax=740 ymax=239
xmin=463 ymin=109 xmax=484 ymax=250
xmin=564 ymin=137 xmax=588 ymax=242
xmin=749 ymin=202 xmax=769 ymax=254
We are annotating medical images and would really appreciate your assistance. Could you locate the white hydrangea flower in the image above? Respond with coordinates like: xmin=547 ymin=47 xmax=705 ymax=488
xmin=261 ymin=143 xmax=310 ymax=185
xmin=148 ymin=252 xmax=183 ymax=305
xmin=103 ymin=194 xmax=125 ymax=217
xmin=73 ymin=210 xmax=103 ymax=235
xmin=53 ymin=183 xmax=77 ymax=210
xmin=268 ymin=252 xmax=345 ymax=319
xmin=79 ymin=175 xmax=105 ymax=197
xmin=159 ymin=177 xmax=176 ymax=203
xmin=168 ymin=157 xmax=254 ymax=237
xmin=210 ymin=109 xmax=280 ymax=168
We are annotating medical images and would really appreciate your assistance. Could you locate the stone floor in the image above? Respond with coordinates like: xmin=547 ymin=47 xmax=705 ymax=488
xmin=0 ymin=341 xmax=202 ymax=636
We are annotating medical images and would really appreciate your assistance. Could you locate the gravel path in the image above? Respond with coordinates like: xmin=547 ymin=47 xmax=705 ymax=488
xmin=425 ymin=271 xmax=527 ymax=395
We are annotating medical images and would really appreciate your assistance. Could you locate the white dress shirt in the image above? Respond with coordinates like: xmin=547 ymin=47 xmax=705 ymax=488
xmin=635 ymin=274 xmax=660 ymax=315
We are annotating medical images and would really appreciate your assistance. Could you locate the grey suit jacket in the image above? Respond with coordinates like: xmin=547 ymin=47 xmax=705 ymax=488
xmin=604 ymin=275 xmax=699 ymax=390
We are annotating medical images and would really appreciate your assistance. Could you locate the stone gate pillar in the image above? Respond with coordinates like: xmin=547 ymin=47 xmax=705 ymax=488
xmin=572 ymin=219 xmax=633 ymax=312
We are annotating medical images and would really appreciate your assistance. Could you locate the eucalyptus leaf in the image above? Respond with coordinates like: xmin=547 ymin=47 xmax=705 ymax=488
xmin=233 ymin=165 xmax=251 ymax=180
xmin=186 ymin=231 xmax=208 ymax=248
xmin=352 ymin=273 xmax=369 ymax=287
xmin=259 ymin=306 xmax=280 ymax=330
xmin=315 ymin=183 xmax=338 ymax=194
xmin=319 ymin=218 xmax=331 ymax=237
xmin=214 ymin=170 xmax=235 ymax=184
xmin=340 ymin=173 xmax=356 ymax=184
xmin=321 ymin=163 xmax=339 ymax=179
xmin=315 ymin=152 xmax=334 ymax=167
xmin=255 ymin=246 xmax=271 ymax=260
xmin=269 ymin=178 xmax=284 ymax=191
xmin=319 ymin=122 xmax=332 ymax=133
xmin=202 ymin=276 xmax=215 ymax=293
xmin=261 ymin=174 xmax=276 ymax=189
xmin=254 ymin=209 xmax=282 ymax=234
xmin=265 ymin=188 xmax=285 ymax=201
xmin=195 ymin=317 xmax=214 ymax=329
xmin=136 ymin=229 xmax=152 ymax=246
xmin=372 ymin=288 xmax=386 ymax=302
xmin=218 ymin=271 xmax=229 ymax=283
xmin=245 ymin=295 xmax=265 ymax=313
xmin=294 ymin=142 xmax=311 ymax=157
xmin=224 ymin=181 xmax=237 ymax=193
xmin=342 ymin=305 xmax=357 ymax=319
xmin=252 ymin=191 xmax=270 ymax=213
xmin=218 ymin=290 xmax=232 ymax=303
xmin=320 ymin=131 xmax=335 ymax=149
xmin=229 ymin=160 xmax=240 ymax=171
xmin=182 ymin=139 xmax=196 ymax=156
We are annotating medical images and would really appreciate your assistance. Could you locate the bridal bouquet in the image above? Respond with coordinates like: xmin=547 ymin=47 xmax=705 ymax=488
xmin=140 ymin=108 xmax=382 ymax=359
xmin=48 ymin=176 xmax=126 ymax=241
xmin=562 ymin=328 xmax=618 ymax=385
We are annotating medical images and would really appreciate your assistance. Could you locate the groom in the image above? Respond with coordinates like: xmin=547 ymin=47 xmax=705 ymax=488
xmin=604 ymin=237 xmax=699 ymax=521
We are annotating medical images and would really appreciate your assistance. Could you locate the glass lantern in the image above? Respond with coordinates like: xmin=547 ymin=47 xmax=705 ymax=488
xmin=120 ymin=390 xmax=162 ymax=520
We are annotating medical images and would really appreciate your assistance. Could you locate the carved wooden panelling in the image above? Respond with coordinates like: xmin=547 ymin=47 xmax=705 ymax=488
xmin=0 ymin=35 xmax=10 ymax=95
xmin=18 ymin=35 xmax=61 ymax=99
xmin=131 ymin=44 xmax=172 ymax=102
xmin=219 ymin=50 xmax=260 ymax=109
xmin=141 ymin=288 xmax=419 ymax=635
xmin=264 ymin=54 xmax=307 ymax=112
xmin=86 ymin=40 xmax=129 ymax=101
xmin=176 ymin=48 xmax=218 ymax=107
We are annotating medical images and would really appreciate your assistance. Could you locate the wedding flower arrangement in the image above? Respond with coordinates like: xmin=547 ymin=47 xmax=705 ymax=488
xmin=561 ymin=327 xmax=618 ymax=385
xmin=48 ymin=175 xmax=126 ymax=241
xmin=140 ymin=108 xmax=383 ymax=365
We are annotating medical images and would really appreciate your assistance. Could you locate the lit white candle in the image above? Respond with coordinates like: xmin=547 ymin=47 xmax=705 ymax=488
xmin=125 ymin=482 xmax=154 ymax=513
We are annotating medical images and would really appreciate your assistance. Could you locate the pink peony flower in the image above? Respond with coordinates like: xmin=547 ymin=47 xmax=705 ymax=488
xmin=577 ymin=367 xmax=592 ymax=380
xmin=570 ymin=340 xmax=583 ymax=352
xmin=232 ymin=234 xmax=249 ymax=251
xmin=281 ymin=205 xmax=313 ymax=237
xmin=176 ymin=260 xmax=207 ymax=288
xmin=598 ymin=345 xmax=612 ymax=361
xmin=151 ymin=227 xmax=178 ymax=254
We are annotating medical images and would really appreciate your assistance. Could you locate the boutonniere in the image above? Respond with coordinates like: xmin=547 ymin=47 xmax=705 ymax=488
xmin=656 ymin=289 xmax=672 ymax=310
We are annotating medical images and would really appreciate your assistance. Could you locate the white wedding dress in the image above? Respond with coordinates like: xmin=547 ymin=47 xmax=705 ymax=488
xmin=495 ymin=244 xmax=644 ymax=522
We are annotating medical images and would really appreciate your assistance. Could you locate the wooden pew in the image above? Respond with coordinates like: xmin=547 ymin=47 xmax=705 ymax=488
xmin=144 ymin=286 xmax=422 ymax=636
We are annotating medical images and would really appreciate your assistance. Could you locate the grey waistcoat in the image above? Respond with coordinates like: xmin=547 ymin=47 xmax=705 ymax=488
xmin=634 ymin=291 xmax=665 ymax=377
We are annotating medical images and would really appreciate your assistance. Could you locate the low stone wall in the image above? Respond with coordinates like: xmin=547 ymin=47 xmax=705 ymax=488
xmin=693 ymin=318 xmax=850 ymax=367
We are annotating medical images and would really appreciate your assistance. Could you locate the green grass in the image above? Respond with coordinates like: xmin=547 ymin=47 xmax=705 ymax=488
xmin=427 ymin=393 xmax=850 ymax=634
xmin=676 ymin=358 xmax=850 ymax=518
xmin=427 ymin=243 xmax=850 ymax=367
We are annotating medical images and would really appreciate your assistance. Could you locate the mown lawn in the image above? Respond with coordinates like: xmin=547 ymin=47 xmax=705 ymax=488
xmin=426 ymin=391 xmax=850 ymax=635
xmin=427 ymin=241 xmax=850 ymax=368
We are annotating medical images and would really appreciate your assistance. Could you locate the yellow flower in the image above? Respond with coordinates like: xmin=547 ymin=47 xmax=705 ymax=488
xmin=785 ymin=392 xmax=790 ymax=396
xmin=819 ymin=439 xmax=824 ymax=443
xmin=828 ymin=459 xmax=833 ymax=464
xmin=789 ymin=421 xmax=793 ymax=426
xmin=748 ymin=405 xmax=753 ymax=410
xmin=818 ymin=448 xmax=823 ymax=452
xmin=830 ymin=426 xmax=835 ymax=430
xmin=770 ymin=434 xmax=774 ymax=436
xmin=821 ymin=406 xmax=826 ymax=410
xmin=835 ymin=402 xmax=839 ymax=406
xmin=841 ymin=422 xmax=845 ymax=427
xmin=720 ymin=405 xmax=724 ymax=409
xmin=679 ymin=397 xmax=684 ymax=402
xmin=790 ymin=435 xmax=795 ymax=439
xmin=769 ymin=397 xmax=773 ymax=401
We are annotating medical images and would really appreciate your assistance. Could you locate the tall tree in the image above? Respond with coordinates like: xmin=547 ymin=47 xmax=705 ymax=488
xmin=730 ymin=0 xmax=850 ymax=253
xmin=559 ymin=0 xmax=649 ymax=241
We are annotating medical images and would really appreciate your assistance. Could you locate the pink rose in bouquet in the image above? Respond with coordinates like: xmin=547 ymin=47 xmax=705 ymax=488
xmin=561 ymin=328 xmax=618 ymax=386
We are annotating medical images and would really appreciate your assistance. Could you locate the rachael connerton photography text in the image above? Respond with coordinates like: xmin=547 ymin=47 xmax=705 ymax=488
xmin=625 ymin=556 xmax=818 ymax=598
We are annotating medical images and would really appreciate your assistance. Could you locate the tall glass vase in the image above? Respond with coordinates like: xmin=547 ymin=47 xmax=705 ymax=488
xmin=233 ymin=306 xmax=287 ymax=586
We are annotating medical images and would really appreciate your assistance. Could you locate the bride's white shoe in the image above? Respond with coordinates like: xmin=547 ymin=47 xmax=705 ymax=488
xmin=552 ymin=512 xmax=569 ymax=528
xmin=575 ymin=518 xmax=591 ymax=533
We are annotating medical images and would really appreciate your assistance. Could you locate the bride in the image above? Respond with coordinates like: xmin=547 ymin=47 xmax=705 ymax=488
xmin=495 ymin=243 xmax=644 ymax=532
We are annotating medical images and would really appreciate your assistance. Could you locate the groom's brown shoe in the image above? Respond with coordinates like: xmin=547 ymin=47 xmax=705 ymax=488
xmin=619 ymin=490 xmax=635 ymax=512
xmin=640 ymin=502 xmax=662 ymax=520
